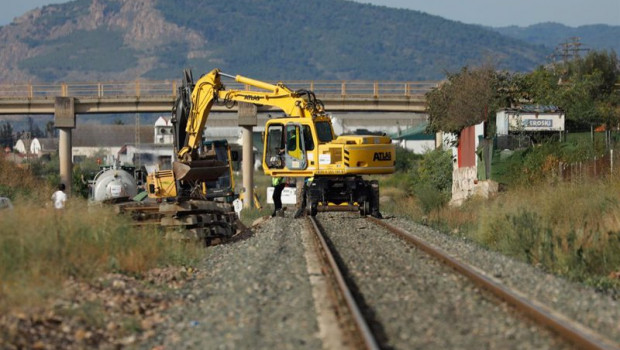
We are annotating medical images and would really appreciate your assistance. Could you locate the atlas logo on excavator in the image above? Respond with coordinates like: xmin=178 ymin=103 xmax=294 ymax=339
xmin=243 ymin=95 xmax=262 ymax=101
xmin=373 ymin=152 xmax=392 ymax=161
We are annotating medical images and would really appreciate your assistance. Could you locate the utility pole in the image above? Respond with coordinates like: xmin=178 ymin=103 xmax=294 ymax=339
xmin=135 ymin=113 xmax=141 ymax=168
xmin=552 ymin=37 xmax=589 ymax=65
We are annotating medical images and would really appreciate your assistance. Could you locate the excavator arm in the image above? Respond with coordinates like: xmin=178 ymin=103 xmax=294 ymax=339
xmin=215 ymin=73 xmax=325 ymax=119
xmin=175 ymin=69 xmax=324 ymax=164
xmin=169 ymin=68 xmax=325 ymax=184
xmin=176 ymin=69 xmax=223 ymax=162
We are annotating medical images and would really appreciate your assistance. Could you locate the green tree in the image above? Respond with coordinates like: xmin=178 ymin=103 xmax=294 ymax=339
xmin=524 ymin=50 xmax=619 ymax=129
xmin=0 ymin=122 xmax=13 ymax=149
xmin=45 ymin=121 xmax=55 ymax=138
xmin=426 ymin=65 xmax=516 ymax=134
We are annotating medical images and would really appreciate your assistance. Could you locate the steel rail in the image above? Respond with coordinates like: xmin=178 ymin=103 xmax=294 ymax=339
xmin=367 ymin=217 xmax=619 ymax=350
xmin=307 ymin=216 xmax=380 ymax=350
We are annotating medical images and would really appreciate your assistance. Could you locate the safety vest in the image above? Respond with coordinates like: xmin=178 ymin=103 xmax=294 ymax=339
xmin=272 ymin=177 xmax=284 ymax=186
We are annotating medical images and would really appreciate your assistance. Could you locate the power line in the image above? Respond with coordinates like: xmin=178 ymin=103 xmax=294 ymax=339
xmin=550 ymin=37 xmax=590 ymax=64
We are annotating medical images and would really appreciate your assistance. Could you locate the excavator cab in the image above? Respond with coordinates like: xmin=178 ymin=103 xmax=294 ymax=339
xmin=263 ymin=118 xmax=335 ymax=174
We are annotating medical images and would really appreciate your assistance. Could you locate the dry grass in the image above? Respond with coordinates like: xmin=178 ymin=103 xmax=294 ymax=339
xmin=475 ymin=179 xmax=620 ymax=283
xmin=0 ymin=158 xmax=53 ymax=202
xmin=0 ymin=200 xmax=203 ymax=312
xmin=0 ymin=158 xmax=203 ymax=312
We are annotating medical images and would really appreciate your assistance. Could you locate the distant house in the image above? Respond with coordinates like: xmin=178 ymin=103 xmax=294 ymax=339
xmin=31 ymin=138 xmax=58 ymax=156
xmin=496 ymin=105 xmax=564 ymax=136
xmin=72 ymin=123 xmax=156 ymax=165
xmin=154 ymin=116 xmax=174 ymax=145
xmin=13 ymin=138 xmax=32 ymax=155
xmin=496 ymin=105 xmax=565 ymax=149
xmin=390 ymin=122 xmax=436 ymax=154
xmin=13 ymin=134 xmax=57 ymax=158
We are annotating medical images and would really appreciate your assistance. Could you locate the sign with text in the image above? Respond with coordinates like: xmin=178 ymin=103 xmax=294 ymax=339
xmin=266 ymin=186 xmax=297 ymax=205
xmin=523 ymin=119 xmax=552 ymax=128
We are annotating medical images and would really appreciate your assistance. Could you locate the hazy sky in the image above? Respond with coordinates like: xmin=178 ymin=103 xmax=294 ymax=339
xmin=1 ymin=0 xmax=619 ymax=27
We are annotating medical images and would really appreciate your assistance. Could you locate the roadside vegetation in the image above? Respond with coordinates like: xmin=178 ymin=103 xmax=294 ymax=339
xmin=0 ymin=156 xmax=203 ymax=313
xmin=381 ymin=142 xmax=620 ymax=293
xmin=387 ymin=49 xmax=620 ymax=293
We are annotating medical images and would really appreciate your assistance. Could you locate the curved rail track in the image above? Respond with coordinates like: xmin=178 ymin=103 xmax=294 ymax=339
xmin=367 ymin=217 xmax=618 ymax=350
xmin=305 ymin=213 xmax=619 ymax=350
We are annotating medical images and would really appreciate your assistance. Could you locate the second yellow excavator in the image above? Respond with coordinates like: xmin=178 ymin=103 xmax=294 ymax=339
xmin=149 ymin=68 xmax=395 ymax=218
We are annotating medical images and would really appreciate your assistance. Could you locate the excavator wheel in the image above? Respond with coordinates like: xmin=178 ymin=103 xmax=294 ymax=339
xmin=369 ymin=180 xmax=382 ymax=218
xmin=360 ymin=199 xmax=371 ymax=217
xmin=309 ymin=202 xmax=318 ymax=217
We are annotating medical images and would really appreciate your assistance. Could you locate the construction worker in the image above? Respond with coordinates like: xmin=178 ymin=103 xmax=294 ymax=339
xmin=271 ymin=176 xmax=285 ymax=217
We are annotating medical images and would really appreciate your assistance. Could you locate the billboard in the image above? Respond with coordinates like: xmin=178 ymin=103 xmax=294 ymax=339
xmin=496 ymin=109 xmax=565 ymax=135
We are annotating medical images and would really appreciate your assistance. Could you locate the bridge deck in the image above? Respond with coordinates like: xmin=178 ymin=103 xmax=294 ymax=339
xmin=0 ymin=80 xmax=436 ymax=115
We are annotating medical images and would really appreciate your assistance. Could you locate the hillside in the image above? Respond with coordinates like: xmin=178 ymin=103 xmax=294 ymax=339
xmin=0 ymin=0 xmax=551 ymax=82
xmin=493 ymin=22 xmax=620 ymax=55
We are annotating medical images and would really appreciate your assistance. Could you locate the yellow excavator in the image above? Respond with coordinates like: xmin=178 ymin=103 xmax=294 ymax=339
xmin=141 ymin=69 xmax=238 ymax=243
xmin=147 ymin=68 xmax=395 ymax=218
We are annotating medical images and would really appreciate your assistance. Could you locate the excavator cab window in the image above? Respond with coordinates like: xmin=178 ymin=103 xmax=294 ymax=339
xmin=285 ymin=124 xmax=307 ymax=170
xmin=315 ymin=121 xmax=335 ymax=143
xmin=303 ymin=125 xmax=315 ymax=151
xmin=265 ymin=124 xmax=285 ymax=169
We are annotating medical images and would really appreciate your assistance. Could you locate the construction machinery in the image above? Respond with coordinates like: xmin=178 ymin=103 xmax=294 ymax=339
xmin=90 ymin=165 xmax=139 ymax=203
xmin=159 ymin=68 xmax=395 ymax=217
xmin=112 ymin=70 xmax=240 ymax=244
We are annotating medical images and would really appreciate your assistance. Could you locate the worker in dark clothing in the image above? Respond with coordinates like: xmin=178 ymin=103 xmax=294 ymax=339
xmin=272 ymin=176 xmax=285 ymax=217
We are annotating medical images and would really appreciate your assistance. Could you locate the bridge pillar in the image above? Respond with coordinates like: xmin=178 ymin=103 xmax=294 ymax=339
xmin=238 ymin=103 xmax=257 ymax=209
xmin=54 ymin=97 xmax=76 ymax=195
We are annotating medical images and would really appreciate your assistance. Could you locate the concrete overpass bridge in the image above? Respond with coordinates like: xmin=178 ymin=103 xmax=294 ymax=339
xmin=0 ymin=79 xmax=437 ymax=200
xmin=0 ymin=79 xmax=436 ymax=115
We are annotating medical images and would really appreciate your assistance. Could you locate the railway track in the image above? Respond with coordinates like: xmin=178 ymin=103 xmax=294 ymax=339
xmin=306 ymin=215 xmax=380 ymax=350
xmin=306 ymin=213 xmax=619 ymax=350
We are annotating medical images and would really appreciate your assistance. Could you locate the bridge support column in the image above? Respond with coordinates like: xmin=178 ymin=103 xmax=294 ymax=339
xmin=54 ymin=97 xmax=76 ymax=195
xmin=238 ymin=103 xmax=257 ymax=209
xmin=58 ymin=128 xmax=72 ymax=194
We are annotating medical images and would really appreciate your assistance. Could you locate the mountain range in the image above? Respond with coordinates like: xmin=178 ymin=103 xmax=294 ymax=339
xmin=0 ymin=0 xmax=617 ymax=83
xmin=493 ymin=22 xmax=619 ymax=58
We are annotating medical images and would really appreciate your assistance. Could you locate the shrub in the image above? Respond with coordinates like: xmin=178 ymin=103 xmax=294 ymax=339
xmin=394 ymin=146 xmax=422 ymax=172
xmin=409 ymin=148 xmax=453 ymax=214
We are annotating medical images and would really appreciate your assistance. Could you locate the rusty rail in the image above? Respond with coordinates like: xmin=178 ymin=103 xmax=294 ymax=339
xmin=367 ymin=217 xmax=619 ymax=350
xmin=307 ymin=216 xmax=379 ymax=350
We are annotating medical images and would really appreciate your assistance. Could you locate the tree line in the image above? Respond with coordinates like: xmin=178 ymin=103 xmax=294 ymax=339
xmin=426 ymin=50 xmax=619 ymax=136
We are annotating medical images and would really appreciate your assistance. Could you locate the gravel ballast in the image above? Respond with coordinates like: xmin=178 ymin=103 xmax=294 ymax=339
xmin=140 ymin=212 xmax=619 ymax=349
xmin=318 ymin=213 xmax=576 ymax=349
xmin=385 ymin=216 xmax=620 ymax=346
xmin=144 ymin=217 xmax=322 ymax=350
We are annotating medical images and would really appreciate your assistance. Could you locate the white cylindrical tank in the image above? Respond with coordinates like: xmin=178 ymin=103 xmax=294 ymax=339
xmin=91 ymin=168 xmax=138 ymax=202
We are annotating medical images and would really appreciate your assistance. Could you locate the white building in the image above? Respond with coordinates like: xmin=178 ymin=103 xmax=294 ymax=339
xmin=496 ymin=106 xmax=565 ymax=136
xmin=14 ymin=136 xmax=57 ymax=157
xmin=154 ymin=116 xmax=174 ymax=144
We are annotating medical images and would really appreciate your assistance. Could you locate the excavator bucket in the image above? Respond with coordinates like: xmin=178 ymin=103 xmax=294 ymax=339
xmin=173 ymin=160 xmax=230 ymax=182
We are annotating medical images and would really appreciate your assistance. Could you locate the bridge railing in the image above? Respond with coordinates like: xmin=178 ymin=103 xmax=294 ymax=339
xmin=0 ymin=80 xmax=438 ymax=99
